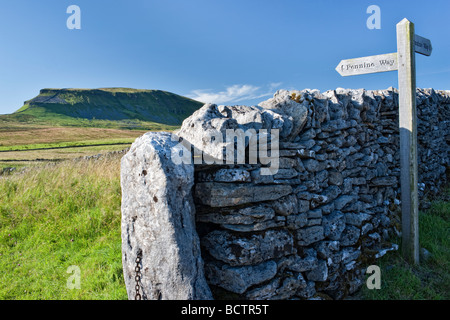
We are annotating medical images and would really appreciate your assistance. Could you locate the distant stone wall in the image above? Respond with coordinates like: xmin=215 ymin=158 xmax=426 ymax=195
xmin=121 ymin=88 xmax=449 ymax=300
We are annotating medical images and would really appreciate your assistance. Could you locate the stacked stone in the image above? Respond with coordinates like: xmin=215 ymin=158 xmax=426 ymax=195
xmin=188 ymin=88 xmax=449 ymax=300
xmin=121 ymin=87 xmax=449 ymax=300
xmin=415 ymin=89 xmax=450 ymax=197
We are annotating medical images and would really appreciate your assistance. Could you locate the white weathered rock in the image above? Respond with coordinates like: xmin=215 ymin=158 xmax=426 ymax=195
xmin=196 ymin=204 xmax=275 ymax=225
xmin=121 ymin=132 xmax=212 ymax=300
xmin=176 ymin=103 xmax=287 ymax=165
xmin=205 ymin=260 xmax=277 ymax=294
xmin=202 ymin=229 xmax=295 ymax=266
xmin=175 ymin=103 xmax=239 ymax=163
xmin=194 ymin=182 xmax=292 ymax=207
xmin=197 ymin=168 xmax=251 ymax=183
xmin=259 ymin=89 xmax=309 ymax=140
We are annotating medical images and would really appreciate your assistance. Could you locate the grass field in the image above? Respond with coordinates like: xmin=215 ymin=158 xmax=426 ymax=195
xmin=0 ymin=126 xmax=149 ymax=148
xmin=0 ymin=145 xmax=130 ymax=163
xmin=0 ymin=121 xmax=167 ymax=165
xmin=0 ymin=156 xmax=127 ymax=299
xmin=0 ymin=113 xmax=180 ymax=131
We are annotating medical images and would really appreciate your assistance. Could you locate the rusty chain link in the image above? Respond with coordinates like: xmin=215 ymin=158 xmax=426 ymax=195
xmin=134 ymin=250 xmax=142 ymax=300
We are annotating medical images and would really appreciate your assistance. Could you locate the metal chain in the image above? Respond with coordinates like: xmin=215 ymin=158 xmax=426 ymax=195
xmin=134 ymin=250 xmax=142 ymax=300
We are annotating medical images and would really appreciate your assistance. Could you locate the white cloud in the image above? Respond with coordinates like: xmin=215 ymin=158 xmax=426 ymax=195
xmin=269 ymin=82 xmax=283 ymax=90
xmin=188 ymin=83 xmax=282 ymax=104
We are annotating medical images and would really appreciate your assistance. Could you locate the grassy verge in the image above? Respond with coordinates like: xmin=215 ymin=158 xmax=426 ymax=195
xmin=0 ymin=145 xmax=130 ymax=162
xmin=0 ymin=156 xmax=127 ymax=299
xmin=0 ymin=125 xmax=152 ymax=148
xmin=361 ymin=189 xmax=450 ymax=300
xmin=0 ymin=138 xmax=134 ymax=152
xmin=0 ymin=113 xmax=180 ymax=131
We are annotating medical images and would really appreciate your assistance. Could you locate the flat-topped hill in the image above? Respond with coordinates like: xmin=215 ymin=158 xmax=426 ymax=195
xmin=12 ymin=88 xmax=203 ymax=126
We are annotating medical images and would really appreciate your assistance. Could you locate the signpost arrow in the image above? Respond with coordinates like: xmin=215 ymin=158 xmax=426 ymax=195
xmin=335 ymin=18 xmax=433 ymax=265
xmin=414 ymin=34 xmax=433 ymax=56
xmin=335 ymin=52 xmax=398 ymax=76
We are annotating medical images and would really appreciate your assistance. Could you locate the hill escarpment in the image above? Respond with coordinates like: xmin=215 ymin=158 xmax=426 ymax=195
xmin=15 ymin=88 xmax=203 ymax=125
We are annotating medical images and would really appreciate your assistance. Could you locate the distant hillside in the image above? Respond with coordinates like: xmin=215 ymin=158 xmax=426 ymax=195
xmin=12 ymin=88 xmax=204 ymax=126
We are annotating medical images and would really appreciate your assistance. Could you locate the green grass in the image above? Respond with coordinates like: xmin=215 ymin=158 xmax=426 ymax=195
xmin=0 ymin=138 xmax=135 ymax=152
xmin=0 ymin=163 xmax=29 ymax=171
xmin=361 ymin=189 xmax=450 ymax=300
xmin=0 ymin=157 xmax=127 ymax=299
xmin=0 ymin=144 xmax=131 ymax=163
xmin=0 ymin=112 xmax=179 ymax=131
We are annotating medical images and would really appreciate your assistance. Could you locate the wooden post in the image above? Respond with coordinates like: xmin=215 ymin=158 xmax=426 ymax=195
xmin=396 ymin=18 xmax=420 ymax=264
xmin=336 ymin=18 xmax=432 ymax=264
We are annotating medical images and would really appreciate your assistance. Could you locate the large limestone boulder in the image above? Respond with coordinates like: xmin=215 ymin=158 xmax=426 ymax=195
xmin=259 ymin=89 xmax=309 ymax=140
xmin=175 ymin=103 xmax=290 ymax=164
xmin=175 ymin=103 xmax=240 ymax=162
xmin=121 ymin=132 xmax=213 ymax=300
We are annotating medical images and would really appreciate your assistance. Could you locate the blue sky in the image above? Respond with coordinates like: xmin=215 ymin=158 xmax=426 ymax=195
xmin=0 ymin=0 xmax=449 ymax=114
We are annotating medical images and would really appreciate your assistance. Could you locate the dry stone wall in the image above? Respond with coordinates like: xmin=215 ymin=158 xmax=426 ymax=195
xmin=121 ymin=87 xmax=449 ymax=300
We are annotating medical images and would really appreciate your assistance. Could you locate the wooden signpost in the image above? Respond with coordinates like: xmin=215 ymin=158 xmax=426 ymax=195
xmin=336 ymin=18 xmax=432 ymax=264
